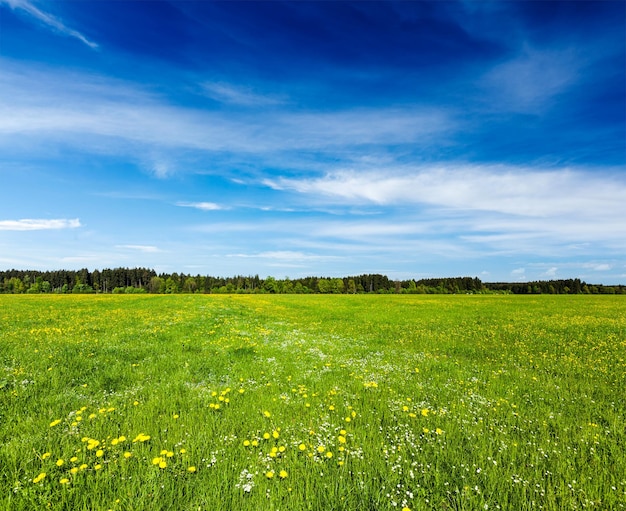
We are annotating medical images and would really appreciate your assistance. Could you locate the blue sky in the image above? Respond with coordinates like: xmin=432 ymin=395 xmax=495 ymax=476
xmin=0 ymin=0 xmax=624 ymax=283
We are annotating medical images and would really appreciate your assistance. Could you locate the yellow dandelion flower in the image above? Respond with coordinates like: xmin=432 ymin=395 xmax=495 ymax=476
xmin=59 ymin=478 xmax=70 ymax=485
xmin=42 ymin=452 xmax=51 ymax=460
xmin=266 ymin=471 xmax=274 ymax=479
xmin=329 ymin=405 xmax=335 ymax=411
xmin=409 ymin=413 xmax=417 ymax=418
xmin=49 ymin=419 xmax=61 ymax=427
xmin=69 ymin=456 xmax=78 ymax=463
xmin=325 ymin=451 xmax=333 ymax=458
xmin=123 ymin=452 xmax=132 ymax=459
xmin=279 ymin=470 xmax=288 ymax=479
xmin=152 ymin=457 xmax=162 ymax=465
xmin=278 ymin=446 xmax=286 ymax=453
xmin=251 ymin=440 xmax=259 ymax=447
xmin=214 ymin=404 xmax=221 ymax=410
xmin=338 ymin=436 xmax=346 ymax=444
xmin=96 ymin=450 xmax=104 ymax=458
xmin=94 ymin=464 xmax=102 ymax=470
xmin=317 ymin=445 xmax=325 ymax=453
xmin=435 ymin=428 xmax=443 ymax=435
xmin=272 ymin=430 xmax=280 ymax=439
xmin=187 ymin=466 xmax=197 ymax=473
xmin=79 ymin=464 xmax=88 ymax=471
xmin=166 ymin=451 xmax=174 ymax=458
xmin=422 ymin=427 xmax=430 ymax=434
xmin=179 ymin=448 xmax=186 ymax=454
xmin=298 ymin=443 xmax=307 ymax=451
xmin=111 ymin=439 xmax=119 ymax=446
xmin=118 ymin=435 xmax=126 ymax=442
xmin=160 ymin=449 xmax=168 ymax=455
xmin=56 ymin=459 xmax=64 ymax=467
xmin=70 ymin=467 xmax=79 ymax=475
xmin=263 ymin=410 xmax=271 ymax=418
xmin=402 ymin=507 xmax=411 ymax=511
xmin=33 ymin=472 xmax=46 ymax=484
xmin=269 ymin=451 xmax=277 ymax=458
xmin=88 ymin=413 xmax=97 ymax=420
xmin=263 ymin=432 xmax=271 ymax=440
xmin=173 ymin=414 xmax=179 ymax=419
xmin=421 ymin=408 xmax=429 ymax=417
xmin=159 ymin=461 xmax=167 ymax=469
xmin=243 ymin=440 xmax=251 ymax=447
xmin=133 ymin=401 xmax=139 ymax=406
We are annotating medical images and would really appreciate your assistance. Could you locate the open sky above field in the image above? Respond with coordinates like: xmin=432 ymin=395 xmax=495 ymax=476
xmin=0 ymin=0 xmax=625 ymax=283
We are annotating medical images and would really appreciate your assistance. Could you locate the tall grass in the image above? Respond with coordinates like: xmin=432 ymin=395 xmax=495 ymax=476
xmin=0 ymin=294 xmax=624 ymax=510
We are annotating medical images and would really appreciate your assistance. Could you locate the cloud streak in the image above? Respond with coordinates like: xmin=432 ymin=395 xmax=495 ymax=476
xmin=176 ymin=202 xmax=224 ymax=211
xmin=0 ymin=218 xmax=81 ymax=231
xmin=0 ymin=61 xmax=453 ymax=157
xmin=1 ymin=0 xmax=98 ymax=49
xmin=201 ymin=82 xmax=286 ymax=107
xmin=115 ymin=245 xmax=160 ymax=253
xmin=264 ymin=165 xmax=626 ymax=220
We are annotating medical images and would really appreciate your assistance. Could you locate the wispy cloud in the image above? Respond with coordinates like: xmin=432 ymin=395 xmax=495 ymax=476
xmin=481 ymin=46 xmax=581 ymax=112
xmin=115 ymin=245 xmax=160 ymax=253
xmin=176 ymin=201 xmax=224 ymax=211
xmin=264 ymin=165 xmax=626 ymax=220
xmin=202 ymin=82 xmax=286 ymax=107
xmin=0 ymin=218 xmax=81 ymax=231
xmin=228 ymin=250 xmax=338 ymax=262
xmin=0 ymin=61 xmax=454 ymax=157
xmin=1 ymin=0 xmax=98 ymax=49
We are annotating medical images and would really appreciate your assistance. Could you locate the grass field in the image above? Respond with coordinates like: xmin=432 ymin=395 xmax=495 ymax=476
xmin=0 ymin=294 xmax=624 ymax=510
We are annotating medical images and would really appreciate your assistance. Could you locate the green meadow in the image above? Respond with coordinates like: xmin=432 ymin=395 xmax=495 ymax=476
xmin=0 ymin=294 xmax=624 ymax=510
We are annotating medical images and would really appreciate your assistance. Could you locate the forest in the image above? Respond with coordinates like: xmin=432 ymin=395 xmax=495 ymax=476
xmin=0 ymin=268 xmax=623 ymax=295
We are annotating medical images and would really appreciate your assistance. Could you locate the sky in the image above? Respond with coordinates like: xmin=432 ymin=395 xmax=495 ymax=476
xmin=0 ymin=0 xmax=625 ymax=283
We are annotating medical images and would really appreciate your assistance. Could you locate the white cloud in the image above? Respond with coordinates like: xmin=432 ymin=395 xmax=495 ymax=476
xmin=0 ymin=218 xmax=81 ymax=231
xmin=0 ymin=61 xmax=454 ymax=156
xmin=201 ymin=82 xmax=286 ymax=106
xmin=228 ymin=250 xmax=338 ymax=262
xmin=150 ymin=160 xmax=175 ymax=179
xmin=1 ymin=0 xmax=98 ymax=49
xmin=542 ymin=267 xmax=558 ymax=278
xmin=264 ymin=165 xmax=626 ymax=221
xmin=511 ymin=268 xmax=526 ymax=281
xmin=177 ymin=201 xmax=223 ymax=211
xmin=481 ymin=46 xmax=580 ymax=112
xmin=116 ymin=245 xmax=160 ymax=253
xmin=583 ymin=263 xmax=611 ymax=272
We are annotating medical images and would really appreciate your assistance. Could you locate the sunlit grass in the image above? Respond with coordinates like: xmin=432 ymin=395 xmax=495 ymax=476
xmin=1 ymin=294 xmax=624 ymax=510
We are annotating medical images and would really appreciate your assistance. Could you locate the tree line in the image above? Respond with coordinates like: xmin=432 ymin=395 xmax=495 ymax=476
xmin=0 ymin=268 xmax=623 ymax=295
